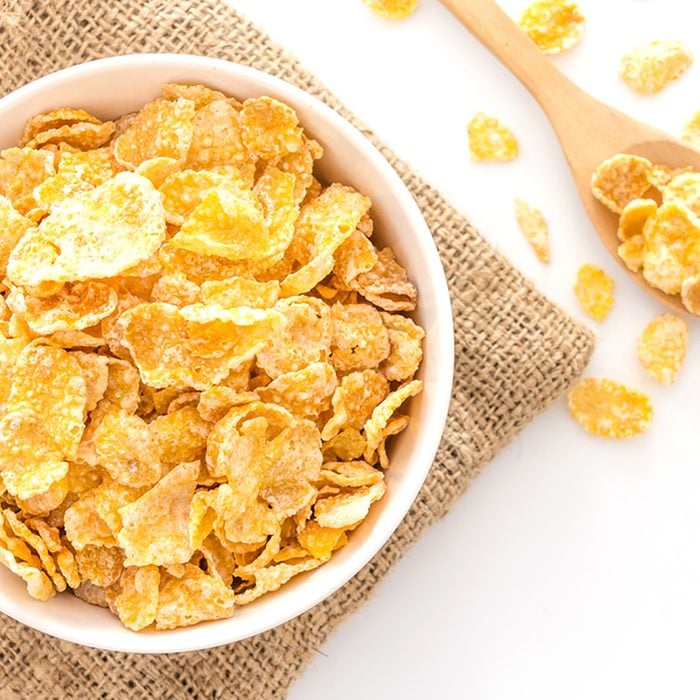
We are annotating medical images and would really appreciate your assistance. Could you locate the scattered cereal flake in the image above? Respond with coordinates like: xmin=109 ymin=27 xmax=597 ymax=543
xmin=6 ymin=281 xmax=118 ymax=334
xmin=681 ymin=274 xmax=700 ymax=315
xmin=240 ymin=96 xmax=304 ymax=162
xmin=642 ymin=201 xmax=700 ymax=295
xmin=573 ymin=263 xmax=615 ymax=321
xmin=681 ymin=111 xmax=700 ymax=151
xmin=364 ymin=380 xmax=423 ymax=458
xmin=333 ymin=231 xmax=378 ymax=285
xmin=567 ymin=378 xmax=652 ymax=438
xmin=117 ymin=460 xmax=199 ymax=567
xmin=363 ymin=0 xmax=418 ymax=20
xmin=618 ymin=235 xmax=645 ymax=273
xmin=468 ymin=113 xmax=519 ymax=162
xmin=591 ymin=154 xmax=652 ymax=214
xmin=330 ymin=303 xmax=390 ymax=373
xmin=518 ymin=0 xmax=584 ymax=54
xmin=618 ymin=198 xmax=657 ymax=241
xmin=620 ymin=40 xmax=693 ymax=94
xmin=155 ymin=564 xmax=235 ymax=629
xmin=514 ymin=197 xmax=550 ymax=262
xmin=637 ymin=314 xmax=688 ymax=384
xmin=7 ymin=172 xmax=166 ymax=287
xmin=113 ymin=97 xmax=196 ymax=169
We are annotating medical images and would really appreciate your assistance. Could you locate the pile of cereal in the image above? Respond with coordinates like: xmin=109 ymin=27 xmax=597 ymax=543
xmin=0 ymin=83 xmax=424 ymax=630
xmin=591 ymin=153 xmax=700 ymax=316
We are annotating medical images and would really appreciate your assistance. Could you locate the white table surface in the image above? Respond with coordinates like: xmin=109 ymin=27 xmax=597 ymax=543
xmin=230 ymin=1 xmax=700 ymax=697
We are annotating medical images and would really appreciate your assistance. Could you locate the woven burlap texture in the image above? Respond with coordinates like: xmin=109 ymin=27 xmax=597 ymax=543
xmin=0 ymin=1 xmax=594 ymax=698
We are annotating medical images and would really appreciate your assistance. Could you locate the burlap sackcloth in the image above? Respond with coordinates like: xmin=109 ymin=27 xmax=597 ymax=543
xmin=0 ymin=1 xmax=595 ymax=697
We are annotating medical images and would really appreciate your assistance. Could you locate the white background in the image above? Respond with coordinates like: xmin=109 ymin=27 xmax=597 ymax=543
xmin=230 ymin=1 xmax=700 ymax=698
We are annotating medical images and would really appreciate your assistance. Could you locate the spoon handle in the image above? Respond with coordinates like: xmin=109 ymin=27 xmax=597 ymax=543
xmin=439 ymin=0 xmax=582 ymax=112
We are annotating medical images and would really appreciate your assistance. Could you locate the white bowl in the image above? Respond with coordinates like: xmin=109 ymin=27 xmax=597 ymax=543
xmin=0 ymin=54 xmax=454 ymax=653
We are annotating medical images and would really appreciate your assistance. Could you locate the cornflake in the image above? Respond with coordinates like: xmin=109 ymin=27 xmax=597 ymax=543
xmin=568 ymin=378 xmax=652 ymax=438
xmin=514 ymin=197 xmax=550 ymax=262
xmin=468 ymin=113 xmax=519 ymax=162
xmin=620 ymin=40 xmax=693 ymax=94
xmin=637 ymin=314 xmax=688 ymax=385
xmin=573 ymin=264 xmax=615 ymax=322
xmin=0 ymin=84 xmax=424 ymax=631
xmin=362 ymin=0 xmax=418 ymax=20
xmin=518 ymin=0 xmax=584 ymax=55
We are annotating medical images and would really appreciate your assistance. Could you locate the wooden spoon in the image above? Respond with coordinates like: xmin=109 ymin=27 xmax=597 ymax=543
xmin=440 ymin=0 xmax=700 ymax=314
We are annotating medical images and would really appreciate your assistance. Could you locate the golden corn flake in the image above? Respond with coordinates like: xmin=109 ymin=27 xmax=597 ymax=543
xmin=591 ymin=154 xmax=652 ymax=214
xmin=617 ymin=198 xmax=657 ymax=241
xmin=568 ymin=378 xmax=652 ymax=438
xmin=618 ymin=235 xmax=645 ymax=273
xmin=20 ymin=108 xmax=102 ymax=145
xmin=112 ymin=564 xmax=160 ymax=631
xmin=0 ymin=85 xmax=425 ymax=631
xmin=0 ymin=196 xmax=33 ymax=278
xmin=330 ymin=303 xmax=390 ymax=373
xmin=117 ymin=460 xmax=198 ymax=567
xmin=681 ymin=111 xmax=700 ymax=151
xmin=34 ymin=148 xmax=115 ymax=213
xmin=6 ymin=281 xmax=118 ymax=334
xmin=26 ymin=121 xmax=115 ymax=151
xmin=518 ymin=0 xmax=584 ymax=55
xmin=240 ymin=96 xmax=303 ymax=162
xmin=514 ymin=197 xmax=550 ymax=262
xmin=113 ymin=97 xmax=196 ymax=169
xmin=681 ymin=274 xmax=700 ymax=314
xmin=573 ymin=263 xmax=615 ymax=321
xmin=156 ymin=564 xmax=235 ymax=629
xmin=642 ymin=201 xmax=700 ymax=295
xmin=258 ymin=362 xmax=337 ymax=419
xmin=7 ymin=173 xmax=166 ymax=287
xmin=620 ymin=40 xmax=693 ymax=94
xmin=468 ymin=113 xmax=518 ymax=162
xmin=662 ymin=172 xmax=700 ymax=217
xmin=0 ymin=147 xmax=54 ymax=205
xmin=93 ymin=406 xmax=162 ymax=487
xmin=362 ymin=0 xmax=418 ymax=20
xmin=637 ymin=314 xmax=688 ymax=385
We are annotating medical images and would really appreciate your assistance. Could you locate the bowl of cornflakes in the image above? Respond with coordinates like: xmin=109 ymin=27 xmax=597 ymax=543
xmin=0 ymin=54 xmax=453 ymax=652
